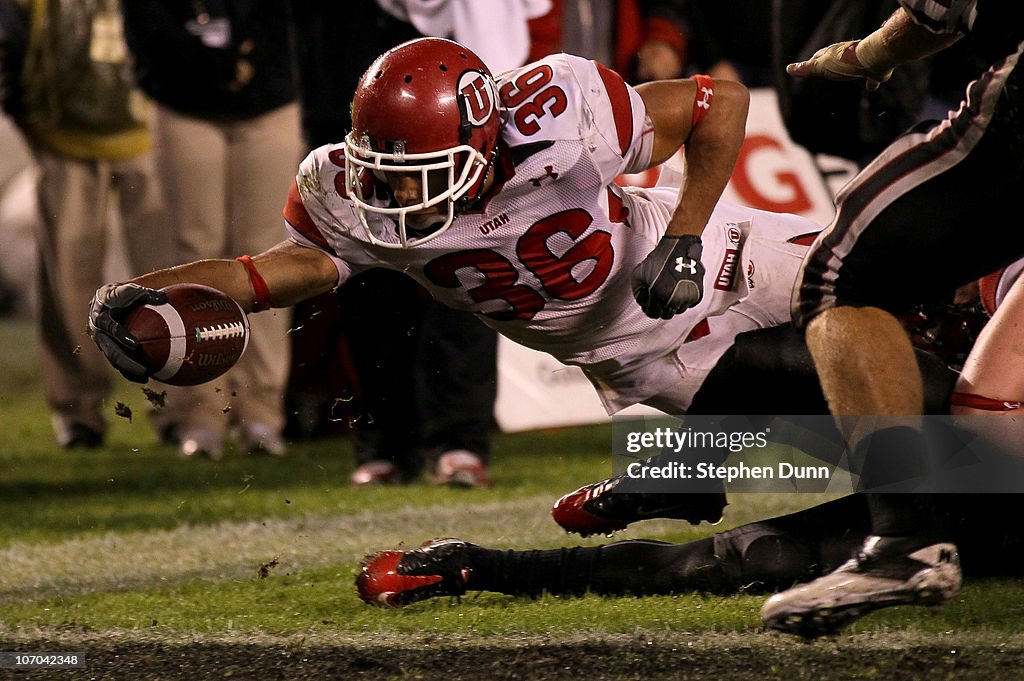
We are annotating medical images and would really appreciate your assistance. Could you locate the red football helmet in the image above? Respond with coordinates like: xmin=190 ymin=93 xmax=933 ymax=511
xmin=344 ymin=38 xmax=503 ymax=247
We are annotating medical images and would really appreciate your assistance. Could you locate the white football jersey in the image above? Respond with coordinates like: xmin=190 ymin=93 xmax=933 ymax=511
xmin=284 ymin=54 xmax=822 ymax=413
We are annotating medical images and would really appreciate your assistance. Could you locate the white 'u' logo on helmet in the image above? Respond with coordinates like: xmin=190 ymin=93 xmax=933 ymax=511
xmin=458 ymin=70 xmax=498 ymax=127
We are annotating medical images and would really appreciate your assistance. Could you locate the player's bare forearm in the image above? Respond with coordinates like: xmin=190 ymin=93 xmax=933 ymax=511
xmin=787 ymin=8 xmax=961 ymax=86
xmin=629 ymin=79 xmax=747 ymax=317
xmin=669 ymin=81 xmax=747 ymax=237
xmin=638 ymin=78 xmax=749 ymax=238
xmin=250 ymin=241 xmax=340 ymax=307
xmin=866 ymin=7 xmax=962 ymax=64
xmin=128 ymin=241 xmax=339 ymax=312
xmin=129 ymin=260 xmax=254 ymax=308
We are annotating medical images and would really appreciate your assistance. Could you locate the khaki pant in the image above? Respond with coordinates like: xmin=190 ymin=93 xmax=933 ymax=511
xmin=34 ymin=147 xmax=167 ymax=435
xmin=149 ymin=102 xmax=304 ymax=439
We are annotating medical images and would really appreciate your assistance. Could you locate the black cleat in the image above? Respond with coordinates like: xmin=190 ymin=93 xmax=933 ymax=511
xmin=552 ymin=474 xmax=727 ymax=537
xmin=356 ymin=538 xmax=476 ymax=607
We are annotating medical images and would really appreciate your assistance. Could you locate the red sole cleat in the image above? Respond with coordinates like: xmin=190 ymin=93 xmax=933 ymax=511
xmin=356 ymin=551 xmax=443 ymax=607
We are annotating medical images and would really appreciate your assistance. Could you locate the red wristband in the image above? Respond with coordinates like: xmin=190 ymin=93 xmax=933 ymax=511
xmin=236 ymin=255 xmax=271 ymax=312
xmin=690 ymin=74 xmax=714 ymax=131
xmin=950 ymin=391 xmax=1023 ymax=412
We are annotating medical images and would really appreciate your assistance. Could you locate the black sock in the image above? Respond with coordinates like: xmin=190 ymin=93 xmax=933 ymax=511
xmin=465 ymin=539 xmax=730 ymax=597
xmin=855 ymin=425 xmax=930 ymax=495
xmin=466 ymin=545 xmax=602 ymax=596
xmin=868 ymin=492 xmax=947 ymax=540
xmin=853 ymin=426 xmax=944 ymax=538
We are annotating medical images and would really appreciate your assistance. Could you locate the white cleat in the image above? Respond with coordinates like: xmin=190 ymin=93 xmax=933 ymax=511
xmin=761 ymin=536 xmax=962 ymax=639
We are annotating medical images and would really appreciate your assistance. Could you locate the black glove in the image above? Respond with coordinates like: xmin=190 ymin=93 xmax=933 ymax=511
xmin=631 ymin=234 xmax=705 ymax=319
xmin=88 ymin=283 xmax=167 ymax=383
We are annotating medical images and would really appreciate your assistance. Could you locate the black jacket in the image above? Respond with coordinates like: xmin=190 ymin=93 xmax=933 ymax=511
xmin=290 ymin=0 xmax=420 ymax=147
xmin=122 ymin=0 xmax=297 ymax=119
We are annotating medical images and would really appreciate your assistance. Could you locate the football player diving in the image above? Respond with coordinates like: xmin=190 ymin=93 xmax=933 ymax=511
xmin=86 ymin=37 xmax=1021 ymax=637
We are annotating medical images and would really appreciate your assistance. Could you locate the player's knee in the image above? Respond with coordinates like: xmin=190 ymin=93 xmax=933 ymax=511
xmin=807 ymin=306 xmax=923 ymax=416
xmin=714 ymin=523 xmax=816 ymax=592
xmin=739 ymin=533 xmax=816 ymax=589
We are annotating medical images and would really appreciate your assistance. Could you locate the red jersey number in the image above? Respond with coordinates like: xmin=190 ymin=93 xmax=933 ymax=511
xmin=327 ymin=148 xmax=348 ymax=198
xmin=424 ymin=210 xmax=614 ymax=320
xmin=424 ymin=249 xmax=545 ymax=322
xmin=499 ymin=65 xmax=568 ymax=137
xmin=517 ymin=210 xmax=612 ymax=300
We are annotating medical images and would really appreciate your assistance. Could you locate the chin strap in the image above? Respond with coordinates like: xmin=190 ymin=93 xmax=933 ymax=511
xmin=950 ymin=391 xmax=1024 ymax=411
xmin=463 ymin=131 xmax=502 ymax=211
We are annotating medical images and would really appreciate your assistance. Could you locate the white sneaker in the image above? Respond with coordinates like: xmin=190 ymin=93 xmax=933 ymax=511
xmin=179 ymin=427 xmax=224 ymax=461
xmin=350 ymin=460 xmax=404 ymax=486
xmin=238 ymin=422 xmax=286 ymax=457
xmin=761 ymin=536 xmax=962 ymax=638
xmin=433 ymin=450 xmax=490 ymax=488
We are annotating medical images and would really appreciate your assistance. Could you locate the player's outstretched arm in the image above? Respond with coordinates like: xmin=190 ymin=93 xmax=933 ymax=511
xmin=630 ymin=77 xmax=749 ymax=319
xmin=786 ymin=7 xmax=961 ymax=90
xmin=121 ymin=240 xmax=339 ymax=313
xmin=88 ymin=241 xmax=339 ymax=381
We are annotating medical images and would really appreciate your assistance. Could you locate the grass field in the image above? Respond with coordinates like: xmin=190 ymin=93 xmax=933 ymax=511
xmin=2 ymin=318 xmax=1024 ymax=680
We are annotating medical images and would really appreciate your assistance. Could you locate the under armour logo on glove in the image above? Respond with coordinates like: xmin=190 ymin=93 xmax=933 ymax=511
xmin=675 ymin=256 xmax=697 ymax=275
xmin=632 ymin=235 xmax=705 ymax=319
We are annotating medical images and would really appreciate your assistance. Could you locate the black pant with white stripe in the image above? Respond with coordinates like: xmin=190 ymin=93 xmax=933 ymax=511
xmin=792 ymin=40 xmax=1024 ymax=542
xmin=794 ymin=40 xmax=1024 ymax=324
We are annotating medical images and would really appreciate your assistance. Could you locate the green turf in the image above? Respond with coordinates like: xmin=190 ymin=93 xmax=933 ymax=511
xmin=3 ymin=317 xmax=1024 ymax=679
xmin=5 ymin=556 xmax=1024 ymax=640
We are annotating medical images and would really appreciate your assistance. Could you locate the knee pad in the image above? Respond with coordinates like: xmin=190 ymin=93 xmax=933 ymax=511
xmin=713 ymin=521 xmax=816 ymax=591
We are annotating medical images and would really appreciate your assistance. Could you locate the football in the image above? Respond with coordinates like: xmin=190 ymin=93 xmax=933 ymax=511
xmin=123 ymin=283 xmax=250 ymax=386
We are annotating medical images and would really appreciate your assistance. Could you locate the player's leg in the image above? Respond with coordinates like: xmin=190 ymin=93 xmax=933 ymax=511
xmin=946 ymin=267 xmax=1024 ymax=492
xmin=766 ymin=47 xmax=1024 ymax=638
xmin=766 ymin=297 xmax=1017 ymax=636
xmin=357 ymin=495 xmax=872 ymax=607
xmin=953 ymin=265 xmax=1024 ymax=418
xmin=552 ymin=324 xmax=955 ymax=537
